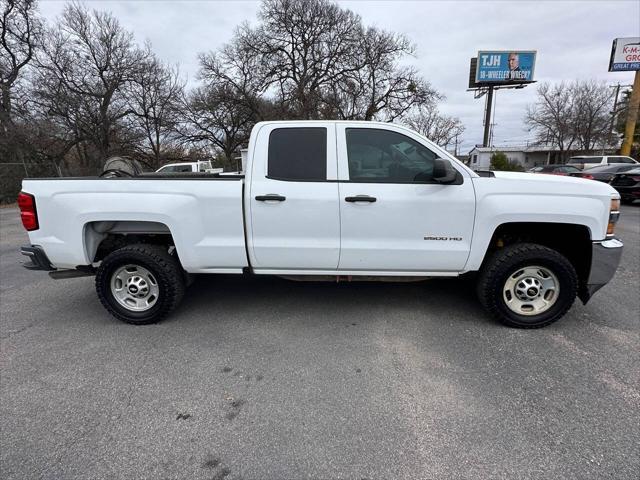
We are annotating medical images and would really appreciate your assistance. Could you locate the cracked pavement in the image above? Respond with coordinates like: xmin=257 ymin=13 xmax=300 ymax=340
xmin=1 ymin=204 xmax=639 ymax=479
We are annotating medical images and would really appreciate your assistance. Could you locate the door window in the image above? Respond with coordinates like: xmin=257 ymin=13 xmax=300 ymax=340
xmin=346 ymin=128 xmax=438 ymax=183
xmin=268 ymin=128 xmax=327 ymax=181
xmin=609 ymin=156 xmax=636 ymax=164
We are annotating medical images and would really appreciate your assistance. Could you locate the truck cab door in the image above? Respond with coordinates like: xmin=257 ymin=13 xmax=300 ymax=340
xmin=247 ymin=123 xmax=340 ymax=271
xmin=336 ymin=124 xmax=475 ymax=273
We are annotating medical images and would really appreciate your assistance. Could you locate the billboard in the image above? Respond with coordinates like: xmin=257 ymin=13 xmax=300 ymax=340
xmin=468 ymin=57 xmax=479 ymax=88
xmin=475 ymin=51 xmax=536 ymax=84
xmin=609 ymin=37 xmax=640 ymax=72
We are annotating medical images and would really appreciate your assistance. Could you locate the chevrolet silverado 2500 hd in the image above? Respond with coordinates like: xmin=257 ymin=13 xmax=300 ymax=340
xmin=18 ymin=121 xmax=623 ymax=328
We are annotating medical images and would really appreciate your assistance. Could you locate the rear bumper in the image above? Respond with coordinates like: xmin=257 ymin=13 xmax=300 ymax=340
xmin=20 ymin=245 xmax=56 ymax=271
xmin=578 ymin=238 xmax=623 ymax=303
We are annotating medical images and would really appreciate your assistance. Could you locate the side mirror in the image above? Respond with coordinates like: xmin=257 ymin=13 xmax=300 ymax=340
xmin=433 ymin=158 xmax=459 ymax=184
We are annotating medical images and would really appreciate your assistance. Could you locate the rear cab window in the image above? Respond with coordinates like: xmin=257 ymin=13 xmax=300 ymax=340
xmin=268 ymin=128 xmax=327 ymax=181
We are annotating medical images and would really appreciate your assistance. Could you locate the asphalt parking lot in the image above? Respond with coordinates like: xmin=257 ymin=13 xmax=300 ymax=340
xmin=1 ymin=204 xmax=639 ymax=480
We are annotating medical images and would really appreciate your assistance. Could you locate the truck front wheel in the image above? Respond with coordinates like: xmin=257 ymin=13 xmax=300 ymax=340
xmin=95 ymin=244 xmax=185 ymax=325
xmin=477 ymin=243 xmax=578 ymax=328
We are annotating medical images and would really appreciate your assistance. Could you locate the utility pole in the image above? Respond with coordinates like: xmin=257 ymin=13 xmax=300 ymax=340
xmin=621 ymin=71 xmax=640 ymax=156
xmin=609 ymin=83 xmax=632 ymax=144
xmin=610 ymin=83 xmax=621 ymax=137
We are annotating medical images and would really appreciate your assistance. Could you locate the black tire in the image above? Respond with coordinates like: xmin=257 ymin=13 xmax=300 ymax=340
xmin=477 ymin=243 xmax=578 ymax=328
xmin=95 ymin=244 xmax=185 ymax=325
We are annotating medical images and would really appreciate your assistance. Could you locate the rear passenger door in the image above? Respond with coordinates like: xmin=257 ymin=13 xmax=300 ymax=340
xmin=248 ymin=123 xmax=340 ymax=271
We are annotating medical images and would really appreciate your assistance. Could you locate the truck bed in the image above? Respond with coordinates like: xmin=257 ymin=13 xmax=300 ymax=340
xmin=21 ymin=177 xmax=249 ymax=272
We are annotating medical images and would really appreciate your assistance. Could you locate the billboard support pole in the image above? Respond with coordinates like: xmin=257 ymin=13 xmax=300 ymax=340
xmin=620 ymin=71 xmax=640 ymax=156
xmin=482 ymin=86 xmax=494 ymax=147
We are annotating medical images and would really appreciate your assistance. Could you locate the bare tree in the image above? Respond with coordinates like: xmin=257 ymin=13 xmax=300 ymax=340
xmin=34 ymin=3 xmax=149 ymax=173
xmin=526 ymin=80 xmax=614 ymax=160
xmin=328 ymin=27 xmax=437 ymax=121
xmin=175 ymin=84 xmax=255 ymax=168
xmin=404 ymin=103 xmax=465 ymax=148
xmin=249 ymin=0 xmax=362 ymax=119
xmin=0 ymin=0 xmax=50 ymax=198
xmin=198 ymin=26 xmax=271 ymax=121
xmin=526 ymin=82 xmax=578 ymax=161
xmin=572 ymin=80 xmax=613 ymax=150
xmin=126 ymin=57 xmax=183 ymax=169
xmin=1 ymin=0 xmax=40 ymax=132
xmin=199 ymin=0 xmax=437 ymax=122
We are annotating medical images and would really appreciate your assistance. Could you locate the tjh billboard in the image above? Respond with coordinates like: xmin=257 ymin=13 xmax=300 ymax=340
xmin=609 ymin=37 xmax=640 ymax=72
xmin=475 ymin=51 xmax=536 ymax=84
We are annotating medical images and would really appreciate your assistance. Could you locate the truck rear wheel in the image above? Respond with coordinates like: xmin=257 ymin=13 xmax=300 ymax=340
xmin=477 ymin=243 xmax=577 ymax=328
xmin=95 ymin=244 xmax=185 ymax=325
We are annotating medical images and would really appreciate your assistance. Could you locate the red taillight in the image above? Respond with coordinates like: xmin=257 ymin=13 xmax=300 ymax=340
xmin=17 ymin=192 xmax=39 ymax=231
xmin=582 ymin=174 xmax=594 ymax=180
xmin=631 ymin=176 xmax=640 ymax=182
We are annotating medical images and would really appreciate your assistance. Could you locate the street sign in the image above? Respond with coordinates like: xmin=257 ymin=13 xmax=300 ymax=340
xmin=475 ymin=51 xmax=536 ymax=84
xmin=609 ymin=37 xmax=640 ymax=72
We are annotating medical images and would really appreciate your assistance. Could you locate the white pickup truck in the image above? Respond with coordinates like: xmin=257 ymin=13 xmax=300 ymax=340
xmin=155 ymin=160 xmax=221 ymax=174
xmin=18 ymin=121 xmax=623 ymax=328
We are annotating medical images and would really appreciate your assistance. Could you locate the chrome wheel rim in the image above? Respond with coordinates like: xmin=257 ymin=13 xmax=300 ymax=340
xmin=110 ymin=264 xmax=159 ymax=312
xmin=503 ymin=265 xmax=559 ymax=316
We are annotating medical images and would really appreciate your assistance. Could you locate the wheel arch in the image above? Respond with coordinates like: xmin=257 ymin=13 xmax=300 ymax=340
xmin=83 ymin=220 xmax=177 ymax=264
xmin=479 ymin=222 xmax=592 ymax=287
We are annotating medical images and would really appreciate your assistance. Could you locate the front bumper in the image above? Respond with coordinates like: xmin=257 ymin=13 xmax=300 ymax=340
xmin=578 ymin=238 xmax=623 ymax=303
xmin=20 ymin=245 xmax=56 ymax=271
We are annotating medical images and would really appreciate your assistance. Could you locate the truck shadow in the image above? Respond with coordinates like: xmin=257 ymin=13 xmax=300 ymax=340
xmin=172 ymin=273 xmax=493 ymax=328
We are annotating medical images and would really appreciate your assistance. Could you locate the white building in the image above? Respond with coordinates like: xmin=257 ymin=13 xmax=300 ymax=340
xmin=467 ymin=145 xmax=618 ymax=171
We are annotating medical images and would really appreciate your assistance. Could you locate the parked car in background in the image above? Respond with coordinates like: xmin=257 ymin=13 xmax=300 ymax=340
xmin=156 ymin=161 xmax=221 ymax=173
xmin=528 ymin=164 xmax=582 ymax=176
xmin=569 ymin=164 xmax=638 ymax=182
xmin=609 ymin=167 xmax=640 ymax=204
xmin=567 ymin=155 xmax=638 ymax=170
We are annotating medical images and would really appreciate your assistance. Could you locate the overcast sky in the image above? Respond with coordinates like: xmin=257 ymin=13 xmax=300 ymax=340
xmin=38 ymin=0 xmax=640 ymax=153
